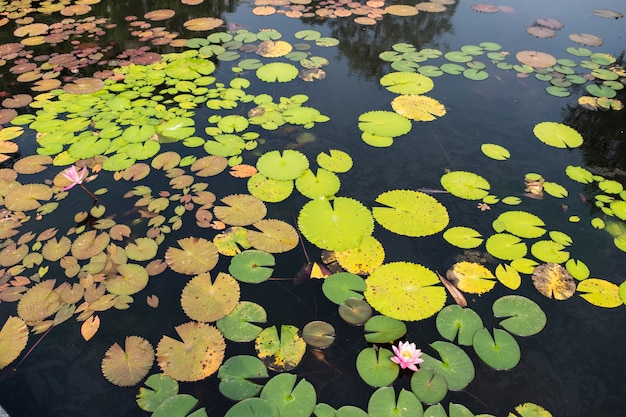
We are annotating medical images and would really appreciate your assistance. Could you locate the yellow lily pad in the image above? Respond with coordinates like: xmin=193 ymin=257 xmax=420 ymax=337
xmin=181 ymin=272 xmax=240 ymax=322
xmin=165 ymin=237 xmax=219 ymax=275
xmin=101 ymin=336 xmax=155 ymax=387
xmin=446 ymin=261 xmax=496 ymax=294
xmin=0 ymin=316 xmax=29 ymax=370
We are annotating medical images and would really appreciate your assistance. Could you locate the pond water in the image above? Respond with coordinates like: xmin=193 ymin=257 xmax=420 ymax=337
xmin=0 ymin=1 xmax=625 ymax=417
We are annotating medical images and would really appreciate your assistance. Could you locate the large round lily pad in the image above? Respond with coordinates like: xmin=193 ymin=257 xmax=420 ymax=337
xmin=410 ymin=368 xmax=448 ymax=405
xmin=228 ymin=250 xmax=275 ymax=283
xmin=181 ymin=272 xmax=240 ymax=322
xmin=260 ymin=373 xmax=316 ymax=417
xmin=533 ymin=122 xmax=583 ymax=149
xmin=367 ymin=387 xmax=423 ymax=417
xmin=255 ymin=325 xmax=306 ymax=372
xmin=364 ymin=262 xmax=447 ymax=321
xmin=531 ymin=263 xmax=575 ymax=300
xmin=380 ymin=72 xmax=434 ymax=94
xmin=473 ymin=328 xmax=520 ymax=370
xmin=356 ymin=347 xmax=399 ymax=387
xmin=216 ymin=301 xmax=267 ymax=342
xmin=492 ymin=211 xmax=546 ymax=239
xmin=420 ymin=341 xmax=475 ymax=391
xmin=218 ymin=355 xmax=269 ymax=401
xmin=256 ymin=149 xmax=309 ymax=181
xmin=492 ymin=295 xmax=546 ymax=336
xmin=440 ymin=171 xmax=490 ymax=200
xmin=101 ymin=336 xmax=155 ymax=387
xmin=436 ymin=305 xmax=483 ymax=346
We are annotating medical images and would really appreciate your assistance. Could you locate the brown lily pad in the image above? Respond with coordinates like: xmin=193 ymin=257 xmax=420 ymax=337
xmin=63 ymin=77 xmax=105 ymax=94
xmin=0 ymin=316 xmax=29 ymax=370
xmin=183 ymin=17 xmax=224 ymax=31
xmin=102 ymin=336 xmax=155 ymax=387
xmin=569 ymin=33 xmax=603 ymax=47
xmin=165 ymin=237 xmax=219 ymax=275
xmin=532 ymin=263 xmax=575 ymax=300
xmin=181 ymin=272 xmax=240 ymax=322
xmin=516 ymin=50 xmax=557 ymax=68
xmin=144 ymin=9 xmax=176 ymax=21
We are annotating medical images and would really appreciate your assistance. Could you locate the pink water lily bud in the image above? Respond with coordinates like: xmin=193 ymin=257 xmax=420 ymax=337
xmin=390 ymin=341 xmax=424 ymax=372
xmin=61 ymin=165 xmax=88 ymax=191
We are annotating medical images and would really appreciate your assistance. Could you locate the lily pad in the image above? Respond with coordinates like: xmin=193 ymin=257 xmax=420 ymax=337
xmin=373 ymin=190 xmax=449 ymax=237
xmin=338 ymin=298 xmax=373 ymax=326
xmin=363 ymin=315 xmax=407 ymax=343
xmin=420 ymin=341 xmax=475 ymax=391
xmin=302 ymin=321 xmax=335 ymax=349
xmin=532 ymin=263 xmax=576 ymax=300
xmin=256 ymin=62 xmax=299 ymax=82
xmin=443 ymin=226 xmax=483 ymax=249
xmin=356 ymin=347 xmax=399 ymax=387
xmin=410 ymin=368 xmax=448 ymax=405
xmin=440 ymin=171 xmax=490 ymax=200
xmin=101 ymin=336 xmax=155 ymax=387
xmin=334 ymin=235 xmax=385 ymax=275
xmin=0 ymin=316 xmax=28 ymax=370
xmin=255 ymin=325 xmax=306 ymax=372
xmin=181 ymin=272 xmax=240 ymax=322
xmin=380 ymin=72 xmax=434 ymax=95
xmin=472 ymin=328 xmax=520 ymax=370
xmin=358 ymin=111 xmax=412 ymax=138
xmin=492 ymin=211 xmax=546 ymax=239
xmin=446 ymin=262 xmax=496 ymax=294
xmin=260 ymin=373 xmax=316 ymax=417
xmin=136 ymin=374 xmax=179 ymax=412
xmin=533 ymin=122 xmax=583 ymax=148
xmin=322 ymin=272 xmax=366 ymax=305
xmin=485 ymin=233 xmax=528 ymax=261
xmin=257 ymin=149 xmax=309 ymax=181
xmin=216 ymin=301 xmax=267 ymax=342
xmin=493 ymin=295 xmax=547 ymax=336
xmin=367 ymin=387 xmax=423 ymax=417
xmin=218 ymin=355 xmax=269 ymax=401
xmin=228 ymin=250 xmax=275 ymax=284
xmin=165 ymin=237 xmax=219 ymax=275
xmin=316 ymin=149 xmax=353 ymax=173
xmin=436 ymin=305 xmax=483 ymax=346
xmin=391 ymin=95 xmax=446 ymax=122
xmin=481 ymin=143 xmax=510 ymax=160
xmin=577 ymin=278 xmax=622 ymax=308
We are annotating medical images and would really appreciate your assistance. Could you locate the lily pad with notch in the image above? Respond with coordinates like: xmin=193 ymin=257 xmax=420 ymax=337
xmin=492 ymin=295 xmax=546 ymax=336
xmin=216 ymin=301 xmax=267 ymax=342
xmin=302 ymin=320 xmax=336 ymax=349
xmin=420 ymin=341 xmax=475 ymax=391
xmin=436 ymin=305 xmax=483 ymax=346
xmin=367 ymin=387 xmax=423 ymax=417
xmin=440 ymin=171 xmax=490 ymax=200
xmin=356 ymin=347 xmax=399 ymax=387
xmin=364 ymin=315 xmax=407 ymax=343
xmin=136 ymin=373 xmax=179 ymax=412
xmin=229 ymin=250 xmax=275 ymax=284
xmin=255 ymin=325 xmax=306 ymax=372
xmin=322 ymin=272 xmax=366 ymax=305
xmin=410 ymin=368 xmax=448 ymax=405
xmin=217 ymin=355 xmax=269 ymax=401
xmin=472 ymin=328 xmax=520 ymax=370
xmin=373 ymin=190 xmax=449 ymax=237
xmin=443 ymin=226 xmax=483 ymax=249
xmin=339 ymin=298 xmax=373 ymax=326
xmin=260 ymin=373 xmax=316 ymax=417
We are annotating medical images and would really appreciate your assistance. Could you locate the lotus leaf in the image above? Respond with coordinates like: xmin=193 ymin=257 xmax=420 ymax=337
xmin=218 ymin=355 xmax=269 ymax=401
xmin=364 ymin=262 xmax=446 ymax=321
xmin=151 ymin=394 xmax=206 ymax=417
xmin=495 ymin=263 xmax=521 ymax=289
xmin=256 ymin=150 xmax=309 ymax=181
xmin=338 ymin=298 xmax=373 ymax=326
xmin=322 ymin=272 xmax=366 ymax=305
xmin=533 ymin=122 xmax=583 ymax=149
xmin=436 ymin=305 xmax=483 ymax=346
xmin=247 ymin=173 xmax=294 ymax=203
xmin=577 ymin=278 xmax=622 ymax=308
xmin=358 ymin=111 xmax=412 ymax=137
xmin=446 ymin=262 xmax=496 ymax=294
xmin=255 ymin=325 xmax=306 ymax=371
xmin=485 ymin=233 xmax=528 ymax=261
xmin=440 ymin=171 xmax=490 ymax=200
xmin=214 ymin=194 xmax=267 ymax=226
xmin=472 ymin=328 xmax=520 ymax=370
xmin=565 ymin=259 xmax=590 ymax=280
xmin=17 ymin=279 xmax=61 ymax=325
xmin=565 ymin=165 xmax=593 ymax=183
xmin=380 ymin=72 xmax=434 ymax=95
xmin=368 ymin=387 xmax=423 ymax=417
xmin=443 ymin=226 xmax=483 ymax=249
xmin=481 ymin=143 xmax=510 ymax=160
xmin=373 ymin=190 xmax=449 ymax=237
xmin=224 ymin=398 xmax=279 ymax=417
xmin=229 ymin=250 xmax=275 ymax=284
xmin=105 ymin=264 xmax=149 ymax=296
xmin=0 ymin=316 xmax=28 ymax=370
xmin=247 ymin=219 xmax=299 ymax=253
xmin=420 ymin=341 xmax=475 ymax=391
xmin=316 ymin=149 xmax=353 ymax=173
xmin=530 ymin=240 xmax=570 ymax=264
xmin=532 ymin=263 xmax=576 ymax=300
xmin=256 ymin=62 xmax=299 ymax=82
xmin=334 ymin=235 xmax=385 ymax=275
xmin=410 ymin=368 xmax=448 ymax=405
xmin=356 ymin=347 xmax=399 ymax=387
xmin=298 ymin=197 xmax=374 ymax=251
xmin=492 ymin=295 xmax=546 ymax=337
xmin=156 ymin=321 xmax=225 ymax=382
xmin=391 ymin=94 xmax=446 ymax=122
xmin=181 ymin=272 xmax=240 ymax=322
xmin=216 ymin=301 xmax=267 ymax=342
xmin=492 ymin=211 xmax=546 ymax=239
xmin=125 ymin=238 xmax=159 ymax=261
xmin=101 ymin=336 xmax=155 ymax=387
xmin=165 ymin=237 xmax=219 ymax=275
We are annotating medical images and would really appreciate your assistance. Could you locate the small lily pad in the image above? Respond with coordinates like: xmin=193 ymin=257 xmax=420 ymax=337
xmin=302 ymin=321 xmax=335 ymax=349
xmin=255 ymin=325 xmax=306 ymax=372
xmin=322 ymin=272 xmax=366 ymax=305
xmin=338 ymin=297 xmax=373 ymax=326
xmin=533 ymin=122 xmax=583 ymax=149
xmin=363 ymin=315 xmax=407 ymax=343
xmin=356 ymin=347 xmax=399 ymax=388
xmin=367 ymin=387 xmax=423 ymax=417
xmin=229 ymin=250 xmax=275 ymax=284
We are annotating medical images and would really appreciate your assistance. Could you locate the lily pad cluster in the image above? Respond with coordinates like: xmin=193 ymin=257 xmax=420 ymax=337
xmin=378 ymin=41 xmax=626 ymax=110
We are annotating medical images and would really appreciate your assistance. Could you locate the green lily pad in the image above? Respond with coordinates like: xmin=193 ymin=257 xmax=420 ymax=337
xmin=445 ymin=51 xmax=472 ymax=63
xmin=256 ymin=62 xmax=299 ymax=82
xmin=463 ymin=68 xmax=489 ymax=81
xmin=255 ymin=325 xmax=306 ymax=372
xmin=492 ymin=211 xmax=546 ymax=239
xmin=565 ymin=259 xmax=590 ymax=280
xmin=364 ymin=262 xmax=446 ymax=321
xmin=295 ymin=169 xmax=340 ymax=200
xmin=322 ymin=272 xmax=366 ymax=305
xmin=443 ymin=226 xmax=483 ymax=249
xmin=495 ymin=263 xmax=521 ymax=289
xmin=218 ymin=355 xmax=269 ymax=401
xmin=440 ymin=63 xmax=466 ymax=75
xmin=247 ymin=173 xmax=294 ymax=203
xmin=363 ymin=315 xmax=407 ymax=343
xmin=338 ymin=298 xmax=373 ymax=326
xmin=256 ymin=149 xmax=309 ymax=181
xmin=420 ymin=341 xmax=475 ymax=391
xmin=533 ymin=122 xmax=583 ymax=149
xmin=361 ymin=132 xmax=395 ymax=147
xmin=298 ymin=197 xmax=374 ymax=251
xmin=229 ymin=250 xmax=275 ymax=283
xmin=586 ymin=84 xmax=617 ymax=98
xmin=565 ymin=165 xmax=593 ymax=183
xmin=543 ymin=181 xmax=568 ymax=198
xmin=372 ymin=190 xmax=449 ymax=237
xmin=203 ymin=134 xmax=245 ymax=157
xmin=440 ymin=171 xmax=490 ymax=200
xmin=156 ymin=117 xmax=196 ymax=141
xmin=260 ymin=373 xmax=316 ymax=417
xmin=436 ymin=305 xmax=483 ymax=346
xmin=356 ymin=347 xmax=399 ymax=388
xmin=316 ymin=149 xmax=353 ymax=173
xmin=152 ymin=394 xmax=205 ymax=417
xmin=216 ymin=301 xmax=267 ymax=342
xmin=224 ymin=398 xmax=279 ymax=417
xmin=472 ymin=328 xmax=520 ymax=370
xmin=367 ymin=387 xmax=423 ymax=417
xmin=530 ymin=240 xmax=570 ymax=264
xmin=380 ymin=72 xmax=434 ymax=95
xmin=492 ymin=295 xmax=546 ymax=336
xmin=358 ymin=111 xmax=412 ymax=138
xmin=485 ymin=233 xmax=528 ymax=261
xmin=137 ymin=374 xmax=179 ymax=412
xmin=481 ymin=143 xmax=510 ymax=160
xmin=410 ymin=367 xmax=448 ymax=405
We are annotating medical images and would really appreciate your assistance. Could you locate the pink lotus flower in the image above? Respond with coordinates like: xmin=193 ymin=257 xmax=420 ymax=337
xmin=391 ymin=341 xmax=424 ymax=371
xmin=61 ymin=165 xmax=88 ymax=191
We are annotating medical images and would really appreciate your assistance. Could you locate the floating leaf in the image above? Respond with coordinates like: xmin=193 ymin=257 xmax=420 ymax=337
xmin=225 ymin=398 xmax=279 ymax=417
xmin=532 ymin=263 xmax=575 ymax=299
xmin=316 ymin=149 xmax=353 ymax=173
xmin=481 ymin=143 xmax=510 ymax=160
xmin=218 ymin=355 xmax=268 ymax=401
xmin=165 ymin=237 xmax=219 ymax=275
xmin=440 ymin=171 xmax=490 ymax=200
xmin=214 ymin=194 xmax=267 ymax=226
xmin=373 ymin=190 xmax=449 ymax=237
xmin=495 ymin=263 xmax=521 ymax=289
xmin=436 ymin=305 xmax=483 ymax=346
xmin=302 ymin=321 xmax=335 ymax=349
xmin=485 ymin=233 xmax=528 ymax=261
xmin=565 ymin=165 xmax=593 ymax=183
xmin=493 ymin=295 xmax=546 ymax=336
xmin=125 ymin=238 xmax=159 ymax=261
xmin=260 ymin=373 xmax=316 ymax=417
xmin=364 ymin=262 xmax=446 ymax=321
xmin=356 ymin=347 xmax=399 ymax=387
xmin=410 ymin=368 xmax=448 ymax=405
xmin=157 ymin=322 xmax=225 ymax=382
xmin=358 ymin=111 xmax=412 ymax=138
xmin=533 ymin=122 xmax=583 ymax=149
xmin=443 ymin=226 xmax=483 ymax=249
xmin=257 ymin=150 xmax=309 ymax=181
xmin=228 ymin=250 xmax=275 ymax=284
xmin=367 ymin=387 xmax=423 ymax=417
xmin=255 ymin=325 xmax=306 ymax=372
xmin=391 ymin=94 xmax=446 ymax=122
xmin=380 ymin=72 xmax=434 ymax=95
xmin=136 ymin=374 xmax=179 ymax=412
xmin=530 ymin=240 xmax=570 ymax=264
xmin=81 ymin=315 xmax=100 ymax=341
xmin=493 ymin=211 xmax=546 ymax=239
xmin=184 ymin=17 xmax=223 ymax=31
xmin=105 ymin=263 xmax=149 ymax=296
xmin=0 ymin=316 xmax=28 ymax=370
xmin=181 ymin=272 xmax=240 ymax=322
xmin=472 ymin=328 xmax=520 ymax=370
xmin=446 ymin=262 xmax=496 ymax=294
xmin=216 ymin=301 xmax=267 ymax=342
xmin=338 ymin=298 xmax=373 ymax=326
xmin=334 ymin=235 xmax=385 ymax=275
xmin=298 ymin=197 xmax=374 ymax=251
xmin=295 ymin=168 xmax=340 ymax=200
xmin=256 ymin=62 xmax=299 ymax=82
xmin=565 ymin=259 xmax=590 ymax=280
xmin=17 ymin=279 xmax=61 ymax=325
xmin=577 ymin=279 xmax=621 ymax=308
xmin=322 ymin=272 xmax=366 ymax=305
xmin=515 ymin=51 xmax=556 ymax=68
xmin=363 ymin=315 xmax=406 ymax=343
xmin=101 ymin=336 xmax=155 ymax=387
xmin=420 ymin=341 xmax=475 ymax=391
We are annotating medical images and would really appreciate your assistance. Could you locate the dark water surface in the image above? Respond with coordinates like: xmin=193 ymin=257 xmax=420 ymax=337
xmin=1 ymin=0 xmax=625 ymax=416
